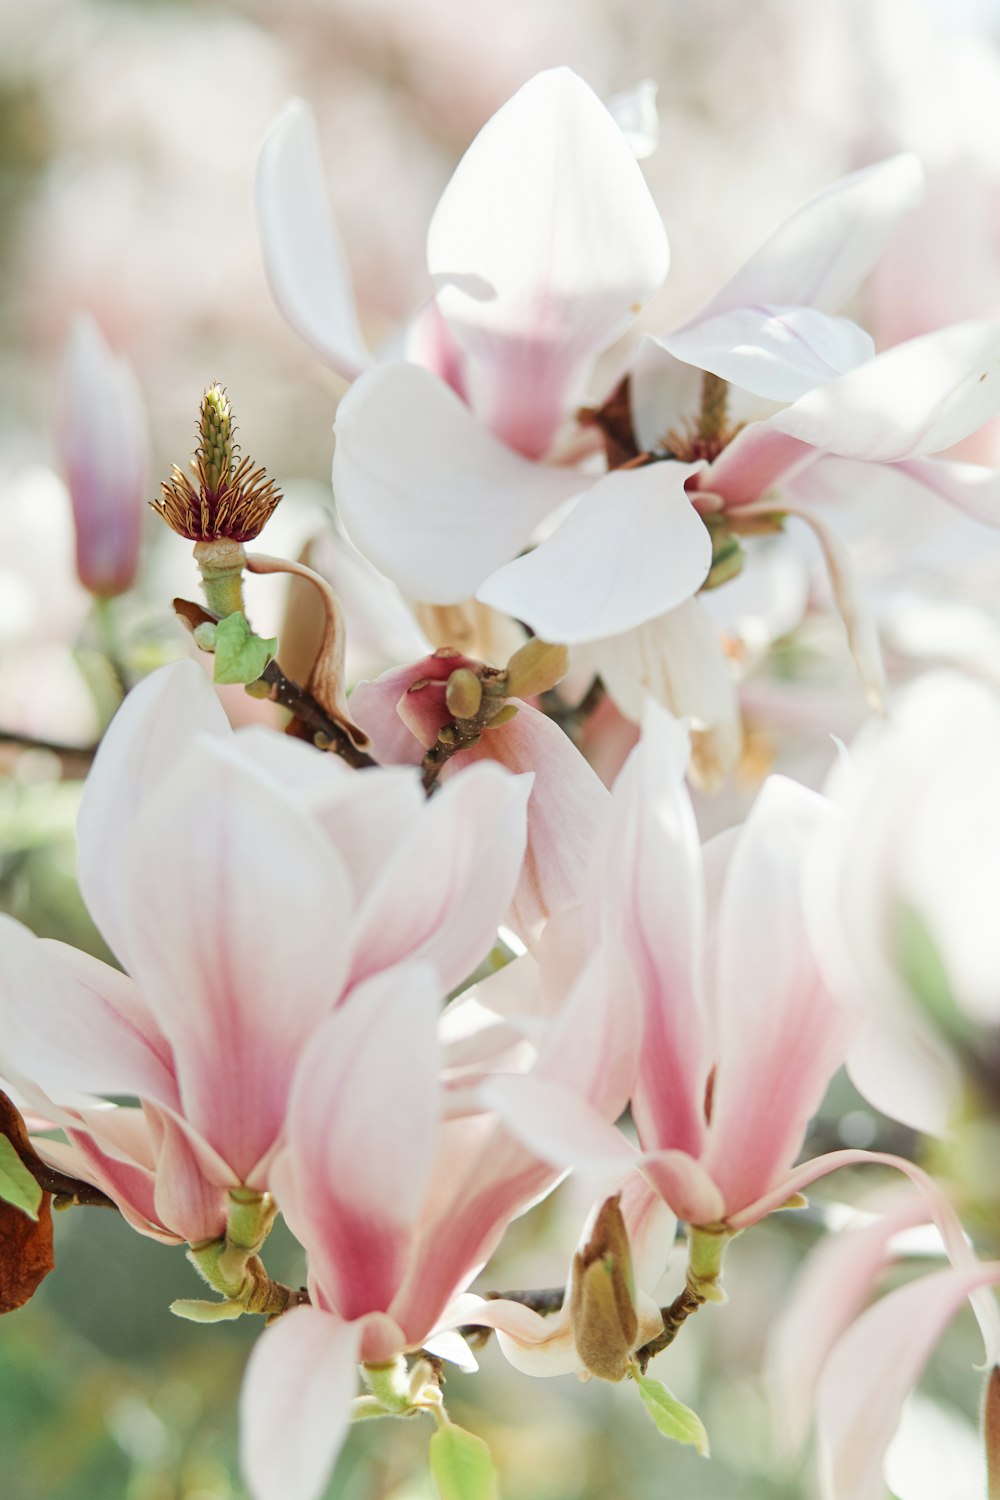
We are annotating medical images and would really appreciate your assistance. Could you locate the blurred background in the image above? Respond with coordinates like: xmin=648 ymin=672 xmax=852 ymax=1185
xmin=4 ymin=0 xmax=1000 ymax=1495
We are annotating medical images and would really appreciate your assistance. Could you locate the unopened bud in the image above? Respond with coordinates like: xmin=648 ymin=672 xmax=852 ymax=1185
xmin=570 ymin=1195 xmax=639 ymax=1383
xmin=199 ymin=383 xmax=236 ymax=495
xmin=193 ymin=621 xmax=217 ymax=651
xmin=445 ymin=667 xmax=483 ymax=720
xmin=505 ymin=638 xmax=569 ymax=699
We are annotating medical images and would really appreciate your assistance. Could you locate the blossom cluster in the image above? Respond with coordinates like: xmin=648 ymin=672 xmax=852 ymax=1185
xmin=5 ymin=60 xmax=1000 ymax=1500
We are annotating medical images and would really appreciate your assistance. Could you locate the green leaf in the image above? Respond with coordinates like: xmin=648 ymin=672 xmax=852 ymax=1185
xmin=0 ymin=1136 xmax=41 ymax=1221
xmin=212 ymin=613 xmax=277 ymax=686
xmin=634 ymin=1371 xmax=710 ymax=1456
xmin=429 ymin=1423 xmax=499 ymax=1500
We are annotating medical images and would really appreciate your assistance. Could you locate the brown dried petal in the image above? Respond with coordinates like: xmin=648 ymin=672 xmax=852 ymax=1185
xmin=0 ymin=1194 xmax=54 ymax=1312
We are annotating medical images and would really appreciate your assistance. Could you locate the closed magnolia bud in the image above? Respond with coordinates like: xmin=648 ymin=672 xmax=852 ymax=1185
xmin=505 ymin=637 xmax=569 ymax=700
xmin=445 ymin=667 xmax=483 ymax=720
xmin=57 ymin=314 xmax=150 ymax=597
xmin=570 ymin=1195 xmax=639 ymax=1383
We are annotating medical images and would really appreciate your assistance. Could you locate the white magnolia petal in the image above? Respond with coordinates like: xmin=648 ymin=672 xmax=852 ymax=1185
xmin=896 ymin=457 xmax=1000 ymax=529
xmin=241 ymin=1309 xmax=362 ymax=1500
xmin=477 ymin=462 xmax=711 ymax=643
xmin=428 ymin=67 xmax=669 ymax=458
xmin=591 ymin=598 xmax=743 ymax=790
xmin=76 ymin=659 xmax=230 ymax=968
xmin=767 ymin=320 xmax=1000 ymax=461
xmin=333 ymin=362 xmax=582 ymax=602
xmin=256 ymin=98 xmax=373 ymax=379
xmin=656 ymin=307 xmax=875 ymax=402
xmin=692 ymin=154 xmax=923 ymax=321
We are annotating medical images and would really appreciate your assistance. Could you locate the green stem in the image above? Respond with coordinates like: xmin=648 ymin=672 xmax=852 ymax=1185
xmin=93 ymin=595 xmax=129 ymax=698
xmin=194 ymin=539 xmax=247 ymax=618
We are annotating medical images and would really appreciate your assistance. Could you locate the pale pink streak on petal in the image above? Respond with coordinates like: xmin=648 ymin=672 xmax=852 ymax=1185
xmin=477 ymin=463 xmax=711 ymax=644
xmin=120 ymin=741 xmax=355 ymax=1183
xmin=704 ymin=778 xmax=856 ymax=1219
xmin=428 ymin=67 xmax=669 ymax=458
xmin=241 ymin=1308 xmax=363 ymax=1500
xmin=767 ymin=1190 xmax=930 ymax=1455
xmin=687 ymin=154 xmax=923 ymax=319
xmin=655 ymin=307 xmax=874 ymax=402
xmin=333 ymin=362 xmax=582 ymax=602
xmin=256 ymin=99 xmax=373 ymax=380
xmin=595 ymin=703 xmax=709 ymax=1159
xmin=766 ymin=320 xmax=1000 ymax=461
xmin=276 ymin=968 xmax=441 ymax=1321
xmin=146 ymin=1106 xmax=230 ymax=1244
xmin=453 ymin=704 xmax=608 ymax=942
xmin=699 ymin=423 xmax=818 ymax=509
xmin=619 ymin=1170 xmax=678 ymax=1293
xmin=531 ymin=940 xmax=642 ymax=1121
xmin=816 ymin=1263 xmax=1000 ymax=1500
xmin=76 ymin=659 xmax=230 ymax=968
xmin=348 ymin=662 xmax=429 ymax=767
xmin=47 ymin=1119 xmax=185 ymax=1243
xmin=0 ymin=917 xmax=177 ymax=1108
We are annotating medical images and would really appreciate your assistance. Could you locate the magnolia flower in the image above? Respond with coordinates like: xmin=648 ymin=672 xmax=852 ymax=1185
xmin=56 ymin=313 xmax=150 ymax=597
xmin=0 ymin=659 xmax=530 ymax=1235
xmin=241 ymin=926 xmax=642 ymax=1500
xmin=483 ymin=701 xmax=970 ymax=1237
xmin=769 ymin=1185 xmax=1000 ymax=1500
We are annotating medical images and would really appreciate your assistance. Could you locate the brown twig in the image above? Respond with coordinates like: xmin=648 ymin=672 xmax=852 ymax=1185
xmin=635 ymin=1282 xmax=708 ymax=1372
xmin=0 ymin=730 xmax=97 ymax=776
xmin=257 ymin=659 xmax=377 ymax=770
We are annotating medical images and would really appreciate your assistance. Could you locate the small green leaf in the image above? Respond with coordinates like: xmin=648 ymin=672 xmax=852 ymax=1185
xmin=429 ymin=1423 xmax=499 ymax=1500
xmin=212 ymin=612 xmax=277 ymax=686
xmin=634 ymin=1371 xmax=710 ymax=1456
xmin=0 ymin=1136 xmax=41 ymax=1220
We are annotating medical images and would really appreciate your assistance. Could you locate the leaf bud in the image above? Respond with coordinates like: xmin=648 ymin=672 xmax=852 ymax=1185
xmin=445 ymin=667 xmax=483 ymax=720
xmin=505 ymin=638 xmax=569 ymax=699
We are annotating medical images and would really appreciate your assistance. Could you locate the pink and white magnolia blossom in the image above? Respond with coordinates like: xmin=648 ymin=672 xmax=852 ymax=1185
xmin=56 ymin=313 xmax=150 ymax=598
xmin=0 ymin=658 xmax=531 ymax=1238
xmin=349 ymin=648 xmax=609 ymax=939
xmin=769 ymin=1185 xmax=1000 ymax=1500
xmin=240 ymin=923 xmax=642 ymax=1500
xmin=485 ymin=700 xmax=973 ymax=1239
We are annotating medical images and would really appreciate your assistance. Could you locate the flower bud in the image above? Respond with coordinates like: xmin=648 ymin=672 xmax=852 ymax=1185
xmin=445 ymin=667 xmax=483 ymax=720
xmin=57 ymin=314 xmax=150 ymax=597
xmin=570 ymin=1195 xmax=639 ymax=1383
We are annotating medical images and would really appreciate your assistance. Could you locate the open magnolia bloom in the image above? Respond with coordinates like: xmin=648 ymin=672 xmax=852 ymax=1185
xmin=0 ymin=659 xmax=531 ymax=1238
xmin=240 ymin=929 xmax=642 ymax=1500
xmin=768 ymin=1185 xmax=1000 ymax=1500
xmin=483 ymin=701 xmax=981 ymax=1242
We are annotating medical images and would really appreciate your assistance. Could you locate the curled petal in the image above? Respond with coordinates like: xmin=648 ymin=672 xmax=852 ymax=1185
xmin=477 ymin=462 xmax=711 ymax=644
xmin=256 ymin=98 xmax=372 ymax=379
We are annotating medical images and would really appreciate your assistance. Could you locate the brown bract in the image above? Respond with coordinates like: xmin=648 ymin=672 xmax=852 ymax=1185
xmin=0 ymin=1195 xmax=54 ymax=1313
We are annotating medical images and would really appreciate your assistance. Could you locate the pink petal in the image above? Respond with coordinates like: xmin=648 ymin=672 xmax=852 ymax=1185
xmin=816 ymin=1263 xmax=1000 ymax=1500
xmin=767 ymin=320 xmax=1000 ymax=461
xmin=146 ymin=1105 xmax=230 ymax=1244
xmin=240 ymin=1307 xmax=363 ymax=1500
xmin=76 ymin=659 xmax=230 ymax=969
xmin=767 ymin=1190 xmax=930 ymax=1454
xmin=0 ymin=916 xmax=176 ymax=1107
xmin=688 ymin=154 xmax=923 ymax=320
xmin=256 ymin=99 xmax=373 ymax=380
xmin=57 ymin=314 xmax=149 ymax=597
xmin=704 ymin=777 xmax=856 ymax=1218
xmin=593 ymin=703 xmax=710 ymax=1160
xmin=699 ymin=422 xmax=817 ymax=509
xmin=655 ymin=306 xmax=874 ymax=402
xmin=453 ymin=704 xmax=609 ymax=941
xmin=351 ymin=760 xmax=531 ymax=991
xmin=119 ymin=740 xmax=355 ymax=1184
xmin=332 ymin=361 xmax=582 ymax=602
xmin=275 ymin=967 xmax=442 ymax=1321
xmin=477 ymin=463 xmax=711 ymax=644
xmin=427 ymin=67 xmax=669 ymax=458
